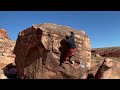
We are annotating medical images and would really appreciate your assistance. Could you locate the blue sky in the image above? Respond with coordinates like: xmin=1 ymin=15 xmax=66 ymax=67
xmin=0 ymin=11 xmax=120 ymax=48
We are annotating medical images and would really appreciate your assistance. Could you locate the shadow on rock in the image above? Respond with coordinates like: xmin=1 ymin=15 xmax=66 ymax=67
xmin=2 ymin=63 xmax=19 ymax=79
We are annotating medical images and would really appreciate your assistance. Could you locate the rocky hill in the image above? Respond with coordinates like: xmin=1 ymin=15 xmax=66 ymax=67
xmin=0 ymin=29 xmax=15 ymax=79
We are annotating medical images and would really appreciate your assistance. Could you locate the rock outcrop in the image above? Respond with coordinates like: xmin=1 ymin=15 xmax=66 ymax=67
xmin=0 ymin=29 xmax=10 ymax=40
xmin=0 ymin=29 xmax=15 ymax=79
xmin=14 ymin=23 xmax=91 ymax=79
xmin=91 ymin=47 xmax=120 ymax=78
xmin=95 ymin=58 xmax=120 ymax=79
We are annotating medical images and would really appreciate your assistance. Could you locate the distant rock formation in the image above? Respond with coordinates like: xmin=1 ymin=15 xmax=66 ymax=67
xmin=91 ymin=47 xmax=120 ymax=57
xmin=95 ymin=58 xmax=120 ymax=79
xmin=14 ymin=23 xmax=91 ymax=79
xmin=0 ymin=29 xmax=15 ymax=79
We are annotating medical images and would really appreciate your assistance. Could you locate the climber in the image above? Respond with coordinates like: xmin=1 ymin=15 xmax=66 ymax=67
xmin=63 ymin=31 xmax=76 ymax=64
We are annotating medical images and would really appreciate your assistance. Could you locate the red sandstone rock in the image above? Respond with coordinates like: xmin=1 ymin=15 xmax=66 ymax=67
xmin=14 ymin=23 xmax=91 ymax=79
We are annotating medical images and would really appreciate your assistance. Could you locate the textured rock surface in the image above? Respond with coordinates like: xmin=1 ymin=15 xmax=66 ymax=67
xmin=0 ymin=29 xmax=15 ymax=79
xmin=14 ymin=23 xmax=91 ymax=79
xmin=95 ymin=58 xmax=120 ymax=79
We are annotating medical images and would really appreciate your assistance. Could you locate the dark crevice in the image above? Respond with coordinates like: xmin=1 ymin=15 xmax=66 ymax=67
xmin=87 ymin=73 xmax=95 ymax=79
xmin=2 ymin=63 xmax=19 ymax=79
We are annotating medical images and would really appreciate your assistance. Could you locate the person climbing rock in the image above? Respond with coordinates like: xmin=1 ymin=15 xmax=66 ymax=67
xmin=63 ymin=31 xmax=76 ymax=64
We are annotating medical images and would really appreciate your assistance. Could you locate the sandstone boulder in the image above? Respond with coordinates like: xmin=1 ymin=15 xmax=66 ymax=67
xmin=14 ymin=23 xmax=91 ymax=79
xmin=95 ymin=58 xmax=120 ymax=79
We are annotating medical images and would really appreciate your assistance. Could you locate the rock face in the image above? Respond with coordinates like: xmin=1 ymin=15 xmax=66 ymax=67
xmin=0 ymin=29 xmax=15 ymax=79
xmin=14 ymin=23 xmax=91 ymax=79
xmin=95 ymin=58 xmax=120 ymax=79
